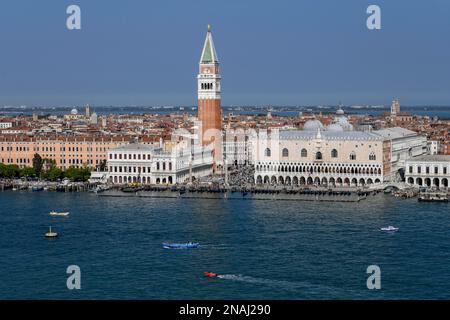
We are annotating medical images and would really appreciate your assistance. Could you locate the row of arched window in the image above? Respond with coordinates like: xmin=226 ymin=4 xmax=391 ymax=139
xmin=256 ymin=164 xmax=382 ymax=175
xmin=256 ymin=175 xmax=382 ymax=186
xmin=110 ymin=176 xmax=174 ymax=185
xmin=201 ymin=83 xmax=214 ymax=90
xmin=265 ymin=148 xmax=376 ymax=161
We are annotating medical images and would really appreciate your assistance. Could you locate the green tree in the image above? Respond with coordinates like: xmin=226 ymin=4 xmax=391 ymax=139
xmin=43 ymin=167 xmax=63 ymax=181
xmin=43 ymin=158 xmax=56 ymax=170
xmin=20 ymin=167 xmax=35 ymax=179
xmin=64 ymin=166 xmax=91 ymax=182
xmin=81 ymin=167 xmax=92 ymax=181
xmin=32 ymin=154 xmax=44 ymax=178
xmin=0 ymin=163 xmax=6 ymax=178
xmin=64 ymin=167 xmax=79 ymax=181
xmin=1 ymin=164 xmax=20 ymax=179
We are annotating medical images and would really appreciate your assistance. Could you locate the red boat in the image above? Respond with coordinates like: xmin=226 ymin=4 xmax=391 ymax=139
xmin=203 ymin=271 xmax=218 ymax=278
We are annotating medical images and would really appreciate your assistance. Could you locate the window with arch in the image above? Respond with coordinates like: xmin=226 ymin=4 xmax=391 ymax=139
xmin=315 ymin=151 xmax=323 ymax=160
xmin=369 ymin=152 xmax=376 ymax=161
xmin=265 ymin=148 xmax=271 ymax=157
xmin=282 ymin=148 xmax=289 ymax=157
xmin=349 ymin=151 xmax=356 ymax=160
xmin=301 ymin=148 xmax=307 ymax=157
xmin=331 ymin=149 xmax=338 ymax=158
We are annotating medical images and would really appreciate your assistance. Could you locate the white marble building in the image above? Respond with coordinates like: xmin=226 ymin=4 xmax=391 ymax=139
xmin=405 ymin=155 xmax=450 ymax=189
xmin=252 ymin=109 xmax=428 ymax=187
xmin=105 ymin=143 xmax=213 ymax=185
xmin=372 ymin=127 xmax=428 ymax=180
xmin=222 ymin=128 xmax=255 ymax=167
xmin=253 ymin=126 xmax=388 ymax=188
xmin=428 ymin=140 xmax=440 ymax=155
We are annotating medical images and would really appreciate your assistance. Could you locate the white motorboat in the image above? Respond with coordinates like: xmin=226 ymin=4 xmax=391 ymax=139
xmin=380 ymin=226 xmax=399 ymax=232
xmin=49 ymin=211 xmax=70 ymax=217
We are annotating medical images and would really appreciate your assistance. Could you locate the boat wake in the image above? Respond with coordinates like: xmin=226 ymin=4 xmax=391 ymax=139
xmin=216 ymin=274 xmax=340 ymax=295
xmin=198 ymin=243 xmax=228 ymax=250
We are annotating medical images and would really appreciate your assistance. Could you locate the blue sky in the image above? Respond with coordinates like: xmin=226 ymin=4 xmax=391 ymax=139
xmin=0 ymin=0 xmax=449 ymax=106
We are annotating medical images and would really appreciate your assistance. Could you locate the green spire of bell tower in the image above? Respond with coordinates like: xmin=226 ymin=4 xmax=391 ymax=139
xmin=200 ymin=24 xmax=219 ymax=64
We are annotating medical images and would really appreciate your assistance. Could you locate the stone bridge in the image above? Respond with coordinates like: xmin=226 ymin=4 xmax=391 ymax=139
xmin=367 ymin=182 xmax=409 ymax=191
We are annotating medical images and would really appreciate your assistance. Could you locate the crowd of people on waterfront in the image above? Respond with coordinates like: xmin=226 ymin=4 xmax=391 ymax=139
xmin=227 ymin=165 xmax=255 ymax=187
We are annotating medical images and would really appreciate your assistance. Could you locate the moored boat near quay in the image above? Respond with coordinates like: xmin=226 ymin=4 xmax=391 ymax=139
xmin=95 ymin=185 xmax=374 ymax=202
xmin=418 ymin=191 xmax=449 ymax=202
xmin=0 ymin=180 xmax=96 ymax=193
xmin=31 ymin=185 xmax=44 ymax=192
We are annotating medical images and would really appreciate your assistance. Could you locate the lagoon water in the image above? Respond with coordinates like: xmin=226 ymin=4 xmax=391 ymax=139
xmin=1 ymin=191 xmax=449 ymax=299
xmin=2 ymin=106 xmax=450 ymax=119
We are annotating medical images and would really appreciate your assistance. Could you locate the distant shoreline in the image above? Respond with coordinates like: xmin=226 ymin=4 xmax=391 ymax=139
xmin=1 ymin=105 xmax=450 ymax=119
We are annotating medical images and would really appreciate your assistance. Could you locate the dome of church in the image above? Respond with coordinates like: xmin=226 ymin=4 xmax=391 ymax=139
xmin=71 ymin=108 xmax=78 ymax=115
xmin=303 ymin=119 xmax=324 ymax=131
xmin=337 ymin=116 xmax=354 ymax=131
xmin=336 ymin=107 xmax=345 ymax=115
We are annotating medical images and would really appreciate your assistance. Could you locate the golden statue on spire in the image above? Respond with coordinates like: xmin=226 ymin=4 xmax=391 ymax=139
xmin=208 ymin=24 xmax=211 ymax=32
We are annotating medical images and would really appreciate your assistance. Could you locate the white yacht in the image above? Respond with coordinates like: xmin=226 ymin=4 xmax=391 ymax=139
xmin=49 ymin=211 xmax=70 ymax=217
xmin=380 ymin=226 xmax=399 ymax=232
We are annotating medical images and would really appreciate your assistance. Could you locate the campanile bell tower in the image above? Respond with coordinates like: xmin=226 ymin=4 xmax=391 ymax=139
xmin=197 ymin=24 xmax=222 ymax=147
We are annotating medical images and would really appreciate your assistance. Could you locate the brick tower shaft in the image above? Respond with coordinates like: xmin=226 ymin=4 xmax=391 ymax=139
xmin=198 ymin=25 xmax=222 ymax=148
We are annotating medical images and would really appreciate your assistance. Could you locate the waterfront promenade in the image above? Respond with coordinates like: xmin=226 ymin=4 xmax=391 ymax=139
xmin=0 ymin=178 xmax=432 ymax=202
xmin=95 ymin=185 xmax=376 ymax=202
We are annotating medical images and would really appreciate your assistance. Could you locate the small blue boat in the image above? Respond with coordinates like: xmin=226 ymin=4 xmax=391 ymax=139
xmin=163 ymin=242 xmax=199 ymax=249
